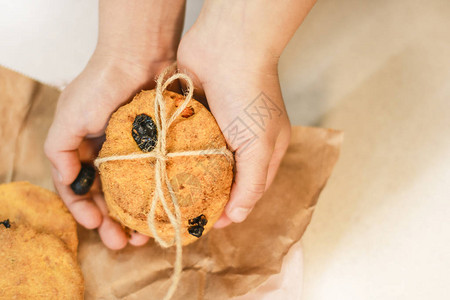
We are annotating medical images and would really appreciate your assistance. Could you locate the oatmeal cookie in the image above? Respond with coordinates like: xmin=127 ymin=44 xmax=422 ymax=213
xmin=0 ymin=181 xmax=78 ymax=255
xmin=97 ymin=90 xmax=234 ymax=245
xmin=0 ymin=222 xmax=84 ymax=299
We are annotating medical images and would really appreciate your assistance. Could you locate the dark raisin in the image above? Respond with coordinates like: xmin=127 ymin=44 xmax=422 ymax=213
xmin=0 ymin=219 xmax=11 ymax=228
xmin=188 ymin=225 xmax=204 ymax=238
xmin=187 ymin=215 xmax=207 ymax=238
xmin=70 ymin=164 xmax=95 ymax=195
xmin=188 ymin=214 xmax=208 ymax=227
xmin=132 ymin=114 xmax=158 ymax=152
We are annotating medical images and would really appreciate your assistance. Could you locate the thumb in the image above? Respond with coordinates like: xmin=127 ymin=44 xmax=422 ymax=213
xmin=224 ymin=141 xmax=273 ymax=223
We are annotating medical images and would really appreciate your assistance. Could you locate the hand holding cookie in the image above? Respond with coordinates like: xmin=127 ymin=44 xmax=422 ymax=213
xmin=176 ymin=0 xmax=315 ymax=227
xmin=45 ymin=0 xmax=316 ymax=250
xmin=45 ymin=0 xmax=185 ymax=250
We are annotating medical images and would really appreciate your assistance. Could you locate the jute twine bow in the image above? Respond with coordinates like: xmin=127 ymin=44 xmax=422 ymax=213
xmin=94 ymin=65 xmax=233 ymax=300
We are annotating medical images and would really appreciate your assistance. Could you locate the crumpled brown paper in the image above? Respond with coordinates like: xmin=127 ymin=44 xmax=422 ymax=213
xmin=0 ymin=66 xmax=342 ymax=299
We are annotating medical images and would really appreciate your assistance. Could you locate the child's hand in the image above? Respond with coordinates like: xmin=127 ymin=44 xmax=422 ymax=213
xmin=45 ymin=52 xmax=174 ymax=249
xmin=44 ymin=0 xmax=185 ymax=250
xmin=176 ymin=0 xmax=315 ymax=227
xmin=177 ymin=29 xmax=291 ymax=229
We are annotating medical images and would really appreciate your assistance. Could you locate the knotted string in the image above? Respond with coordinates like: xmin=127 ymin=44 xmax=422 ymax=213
xmin=94 ymin=65 xmax=233 ymax=300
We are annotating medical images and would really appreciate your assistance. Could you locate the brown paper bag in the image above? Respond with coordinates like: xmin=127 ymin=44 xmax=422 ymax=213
xmin=0 ymin=66 xmax=342 ymax=299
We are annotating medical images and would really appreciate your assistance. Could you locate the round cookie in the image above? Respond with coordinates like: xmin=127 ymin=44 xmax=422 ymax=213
xmin=0 ymin=222 xmax=84 ymax=299
xmin=0 ymin=182 xmax=78 ymax=255
xmin=98 ymin=90 xmax=234 ymax=245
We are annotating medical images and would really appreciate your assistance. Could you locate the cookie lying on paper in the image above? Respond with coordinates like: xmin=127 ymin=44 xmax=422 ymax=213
xmin=97 ymin=90 xmax=234 ymax=245
xmin=0 ymin=222 xmax=84 ymax=299
xmin=0 ymin=181 xmax=78 ymax=254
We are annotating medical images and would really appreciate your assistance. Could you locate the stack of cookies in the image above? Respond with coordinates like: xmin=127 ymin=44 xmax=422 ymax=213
xmin=0 ymin=182 xmax=84 ymax=299
xmin=97 ymin=90 xmax=234 ymax=245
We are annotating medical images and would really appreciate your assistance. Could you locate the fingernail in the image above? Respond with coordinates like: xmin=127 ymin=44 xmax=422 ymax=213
xmin=227 ymin=207 xmax=252 ymax=223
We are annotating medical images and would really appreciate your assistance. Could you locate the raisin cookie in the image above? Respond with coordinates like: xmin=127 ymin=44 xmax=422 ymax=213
xmin=0 ymin=222 xmax=84 ymax=299
xmin=97 ymin=90 xmax=234 ymax=245
xmin=0 ymin=181 xmax=78 ymax=255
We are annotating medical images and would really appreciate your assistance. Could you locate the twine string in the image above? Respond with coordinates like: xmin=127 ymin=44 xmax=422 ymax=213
xmin=94 ymin=65 xmax=233 ymax=300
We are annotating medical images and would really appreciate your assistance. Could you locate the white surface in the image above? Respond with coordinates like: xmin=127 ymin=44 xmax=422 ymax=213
xmin=0 ymin=0 xmax=98 ymax=88
xmin=1 ymin=0 xmax=450 ymax=299
xmin=0 ymin=0 xmax=218 ymax=89
xmin=293 ymin=1 xmax=450 ymax=299
xmin=234 ymin=241 xmax=303 ymax=300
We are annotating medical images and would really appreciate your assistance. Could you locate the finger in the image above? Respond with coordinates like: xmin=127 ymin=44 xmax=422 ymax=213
xmin=224 ymin=141 xmax=274 ymax=223
xmin=128 ymin=231 xmax=150 ymax=246
xmin=51 ymin=167 xmax=103 ymax=229
xmin=213 ymin=213 xmax=233 ymax=228
xmin=97 ymin=217 xmax=128 ymax=250
xmin=92 ymin=190 xmax=128 ymax=250
xmin=78 ymin=136 xmax=105 ymax=161
xmin=219 ymin=129 xmax=289 ymax=227
xmin=45 ymin=118 xmax=85 ymax=186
